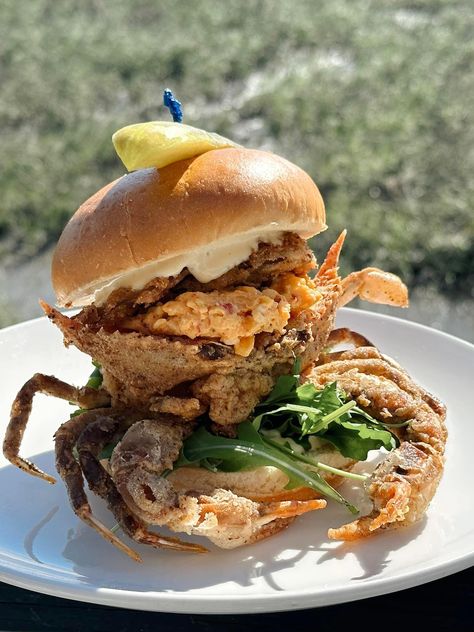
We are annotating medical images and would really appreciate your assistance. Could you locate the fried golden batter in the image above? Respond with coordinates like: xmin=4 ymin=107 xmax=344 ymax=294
xmin=308 ymin=344 xmax=447 ymax=539
xmin=41 ymin=235 xmax=343 ymax=424
xmin=42 ymin=231 xmax=408 ymax=427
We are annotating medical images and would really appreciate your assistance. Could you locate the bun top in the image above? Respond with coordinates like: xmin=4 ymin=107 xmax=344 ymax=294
xmin=52 ymin=147 xmax=326 ymax=307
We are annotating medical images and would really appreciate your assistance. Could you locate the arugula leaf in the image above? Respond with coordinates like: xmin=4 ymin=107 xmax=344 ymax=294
xmin=85 ymin=365 xmax=103 ymax=390
xmin=259 ymin=368 xmax=301 ymax=402
xmin=70 ymin=361 xmax=103 ymax=418
xmin=299 ymin=382 xmax=345 ymax=433
xmin=321 ymin=420 xmax=397 ymax=460
xmin=252 ymin=368 xmax=400 ymax=461
xmin=181 ymin=422 xmax=358 ymax=513
xmin=260 ymin=372 xmax=299 ymax=404
xmin=294 ymin=382 xmax=318 ymax=402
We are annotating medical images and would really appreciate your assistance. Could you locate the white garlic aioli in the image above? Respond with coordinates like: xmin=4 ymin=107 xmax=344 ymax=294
xmin=88 ymin=225 xmax=285 ymax=306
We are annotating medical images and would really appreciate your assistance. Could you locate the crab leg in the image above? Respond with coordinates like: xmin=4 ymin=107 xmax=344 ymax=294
xmin=314 ymin=327 xmax=375 ymax=367
xmin=76 ymin=413 xmax=207 ymax=556
xmin=3 ymin=373 xmax=111 ymax=483
xmin=308 ymin=347 xmax=447 ymax=540
xmin=338 ymin=267 xmax=409 ymax=308
xmin=325 ymin=328 xmax=374 ymax=352
xmin=313 ymin=353 xmax=446 ymax=431
xmin=54 ymin=408 xmax=142 ymax=561
xmin=316 ymin=230 xmax=346 ymax=282
xmin=109 ymin=419 xmax=327 ymax=549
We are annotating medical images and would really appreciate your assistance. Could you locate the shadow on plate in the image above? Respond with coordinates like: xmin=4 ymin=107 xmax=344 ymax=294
xmin=316 ymin=519 xmax=427 ymax=580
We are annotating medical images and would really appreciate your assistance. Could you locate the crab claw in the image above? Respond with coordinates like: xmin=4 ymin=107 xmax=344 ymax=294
xmin=339 ymin=267 xmax=409 ymax=308
xmin=257 ymin=498 xmax=327 ymax=521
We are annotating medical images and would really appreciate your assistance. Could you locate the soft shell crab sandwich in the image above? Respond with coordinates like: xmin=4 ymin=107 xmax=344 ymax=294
xmin=4 ymin=114 xmax=446 ymax=561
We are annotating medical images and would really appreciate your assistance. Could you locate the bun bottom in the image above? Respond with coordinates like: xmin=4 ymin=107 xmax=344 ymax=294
xmin=167 ymin=464 xmax=350 ymax=503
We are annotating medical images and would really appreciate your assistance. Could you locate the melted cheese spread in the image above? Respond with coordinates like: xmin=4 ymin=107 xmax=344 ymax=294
xmin=125 ymin=274 xmax=321 ymax=356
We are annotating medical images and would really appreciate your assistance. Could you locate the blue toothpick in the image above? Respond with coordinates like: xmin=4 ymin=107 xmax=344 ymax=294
xmin=163 ymin=89 xmax=183 ymax=123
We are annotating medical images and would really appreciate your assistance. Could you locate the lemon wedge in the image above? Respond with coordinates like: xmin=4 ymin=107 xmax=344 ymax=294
xmin=112 ymin=121 xmax=239 ymax=171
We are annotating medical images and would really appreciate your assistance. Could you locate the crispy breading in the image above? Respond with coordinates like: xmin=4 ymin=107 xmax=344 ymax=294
xmin=308 ymin=346 xmax=447 ymax=540
xmin=148 ymin=395 xmax=205 ymax=420
xmin=42 ymin=270 xmax=339 ymax=423
xmin=44 ymin=306 xmax=307 ymax=411
xmin=75 ymin=272 xmax=187 ymax=330
xmin=41 ymin=233 xmax=342 ymax=425
xmin=191 ymin=372 xmax=274 ymax=424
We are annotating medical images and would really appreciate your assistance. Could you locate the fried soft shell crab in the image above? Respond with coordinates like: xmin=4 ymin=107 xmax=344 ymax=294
xmin=3 ymin=124 xmax=446 ymax=561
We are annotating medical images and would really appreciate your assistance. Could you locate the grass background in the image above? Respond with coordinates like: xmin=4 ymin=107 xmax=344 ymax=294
xmin=0 ymin=0 xmax=473 ymax=327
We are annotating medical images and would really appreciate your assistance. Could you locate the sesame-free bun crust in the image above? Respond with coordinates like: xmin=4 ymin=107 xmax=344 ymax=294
xmin=52 ymin=147 xmax=326 ymax=306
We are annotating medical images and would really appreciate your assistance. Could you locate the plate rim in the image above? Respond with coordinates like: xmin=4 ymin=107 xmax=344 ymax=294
xmin=0 ymin=546 xmax=472 ymax=614
xmin=0 ymin=308 xmax=472 ymax=613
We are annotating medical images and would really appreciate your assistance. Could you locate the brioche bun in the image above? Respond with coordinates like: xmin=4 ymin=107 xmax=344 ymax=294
xmin=168 ymin=459 xmax=351 ymax=503
xmin=52 ymin=148 xmax=326 ymax=307
xmin=167 ymin=465 xmax=320 ymax=502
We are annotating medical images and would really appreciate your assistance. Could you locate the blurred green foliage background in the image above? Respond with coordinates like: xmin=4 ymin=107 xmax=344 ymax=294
xmin=0 ymin=0 xmax=473 ymax=327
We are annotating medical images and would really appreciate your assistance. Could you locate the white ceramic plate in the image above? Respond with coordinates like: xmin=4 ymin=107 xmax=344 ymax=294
xmin=0 ymin=308 xmax=472 ymax=614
